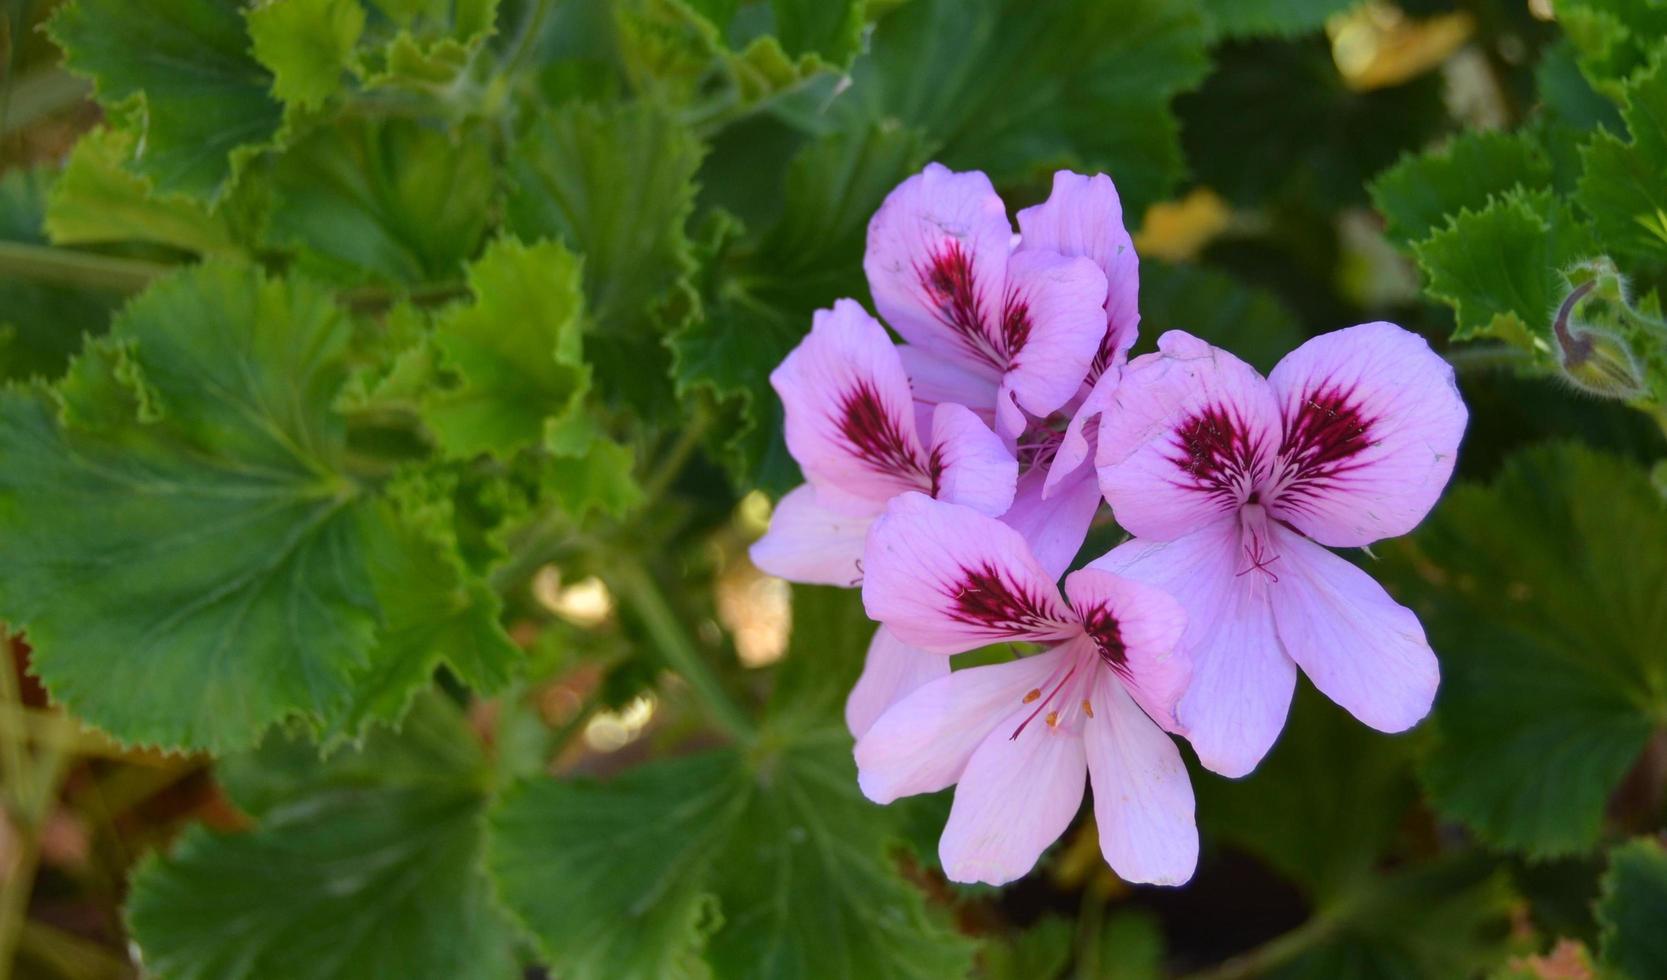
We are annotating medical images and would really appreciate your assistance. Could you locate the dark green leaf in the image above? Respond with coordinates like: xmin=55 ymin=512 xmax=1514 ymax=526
xmin=1386 ymin=444 xmax=1667 ymax=855
xmin=1576 ymin=53 xmax=1667 ymax=264
xmin=1371 ymin=130 xmax=1555 ymax=247
xmin=265 ymin=117 xmax=494 ymax=286
xmin=1135 ymin=260 xmax=1305 ymax=373
xmin=128 ymin=695 xmax=516 ymax=980
xmin=49 ymin=0 xmax=284 ymax=201
xmin=1598 ymin=838 xmax=1667 ymax=979
xmin=1200 ymin=0 xmax=1355 ymax=38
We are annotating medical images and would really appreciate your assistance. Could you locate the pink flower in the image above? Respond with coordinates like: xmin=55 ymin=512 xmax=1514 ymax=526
xmin=1093 ymin=324 xmax=1468 ymax=777
xmin=748 ymin=299 xmax=1016 ymax=588
xmin=855 ymin=492 xmax=1197 ymax=887
xmin=746 ymin=299 xmax=1018 ymax=738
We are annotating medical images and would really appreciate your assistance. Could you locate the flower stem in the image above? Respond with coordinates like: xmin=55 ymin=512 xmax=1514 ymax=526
xmin=609 ymin=559 xmax=755 ymax=743
xmin=0 ymin=241 xmax=169 ymax=294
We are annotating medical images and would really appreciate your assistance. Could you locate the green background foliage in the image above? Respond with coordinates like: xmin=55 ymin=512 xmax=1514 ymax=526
xmin=1 ymin=0 xmax=1666 ymax=977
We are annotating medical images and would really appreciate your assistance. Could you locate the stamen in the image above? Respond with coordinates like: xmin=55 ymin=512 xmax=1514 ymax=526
xmin=1045 ymin=711 xmax=1059 ymax=728
xmin=1010 ymin=661 xmax=1078 ymax=740
xmin=1081 ymin=699 xmax=1093 ymax=718
xmin=1022 ymin=688 xmax=1041 ymax=704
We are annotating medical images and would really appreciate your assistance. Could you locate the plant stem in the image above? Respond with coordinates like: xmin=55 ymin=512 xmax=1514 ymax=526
xmin=610 ymin=559 xmax=754 ymax=743
xmin=0 ymin=241 xmax=169 ymax=294
xmin=1 ymin=68 xmax=91 ymax=136
xmin=640 ymin=409 xmax=713 ymax=507
xmin=1179 ymin=912 xmax=1337 ymax=980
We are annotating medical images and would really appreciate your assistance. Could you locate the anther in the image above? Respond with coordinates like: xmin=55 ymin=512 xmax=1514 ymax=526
xmin=1081 ymin=699 xmax=1093 ymax=718
xmin=1045 ymin=711 xmax=1059 ymax=728
xmin=1022 ymin=688 xmax=1041 ymax=703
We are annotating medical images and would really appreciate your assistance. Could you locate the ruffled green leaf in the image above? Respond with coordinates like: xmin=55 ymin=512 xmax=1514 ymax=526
xmin=0 ymin=262 xmax=501 ymax=751
xmin=248 ymin=0 xmax=367 ymax=112
xmin=48 ymin=0 xmax=284 ymax=201
xmin=1371 ymin=130 xmax=1555 ymax=247
xmin=420 ymin=237 xmax=590 ymax=460
xmin=489 ymin=728 xmax=975 ymax=980
xmin=1387 ymin=445 xmax=1667 ymax=855
xmin=265 ymin=117 xmax=495 ymax=286
xmin=1599 ymin=838 xmax=1667 ymax=979
xmin=128 ymin=695 xmax=517 ymax=980
xmin=1413 ymin=189 xmax=1597 ymax=347
xmin=45 ymin=127 xmax=241 ymax=255
xmin=1576 ymin=53 xmax=1667 ymax=264
xmin=1200 ymin=0 xmax=1355 ymax=38
xmin=506 ymin=100 xmax=702 ymax=418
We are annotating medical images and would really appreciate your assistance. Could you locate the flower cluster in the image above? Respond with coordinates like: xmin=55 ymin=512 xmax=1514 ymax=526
xmin=751 ymin=164 xmax=1468 ymax=887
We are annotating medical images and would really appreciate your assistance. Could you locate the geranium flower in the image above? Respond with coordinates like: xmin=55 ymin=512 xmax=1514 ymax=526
xmin=843 ymin=167 xmax=1141 ymax=733
xmin=747 ymin=300 xmax=1018 ymax=737
xmin=855 ymin=492 xmax=1196 ymax=887
xmin=748 ymin=299 xmax=1016 ymax=587
xmin=1093 ymin=324 xmax=1468 ymax=777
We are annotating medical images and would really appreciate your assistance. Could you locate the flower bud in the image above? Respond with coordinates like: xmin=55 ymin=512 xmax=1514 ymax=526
xmin=1553 ymin=274 xmax=1647 ymax=400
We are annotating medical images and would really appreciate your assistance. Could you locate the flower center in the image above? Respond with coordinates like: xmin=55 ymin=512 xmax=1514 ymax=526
xmin=1009 ymin=641 xmax=1100 ymax=739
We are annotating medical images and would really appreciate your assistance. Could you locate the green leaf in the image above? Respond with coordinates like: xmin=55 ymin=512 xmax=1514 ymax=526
xmin=1557 ymin=0 xmax=1667 ymax=95
xmin=420 ymin=237 xmax=590 ymax=460
xmin=1196 ymin=684 xmax=1415 ymax=903
xmin=1371 ymin=130 xmax=1554 ymax=247
xmin=1200 ymin=0 xmax=1355 ymax=38
xmin=0 ymin=262 xmax=480 ymax=751
xmin=1135 ymin=260 xmax=1304 ymax=373
xmin=541 ymin=437 xmax=645 ymax=520
xmin=814 ymin=0 xmax=1209 ymax=214
xmin=1413 ymin=189 xmax=1597 ymax=348
xmin=488 ymin=728 xmax=975 ymax=979
xmin=672 ymin=122 xmax=927 ymax=492
xmin=1576 ymin=54 xmax=1667 ymax=264
xmin=708 ymin=728 xmax=977 ymax=979
xmin=265 ymin=117 xmax=494 ymax=286
xmin=506 ymin=100 xmax=702 ymax=417
xmin=982 ymin=916 xmax=1073 ymax=980
xmin=488 ymin=751 xmax=742 ymax=980
xmin=1598 ymin=838 xmax=1667 ymax=979
xmin=248 ymin=0 xmax=367 ymax=112
xmin=1384 ymin=444 xmax=1667 ymax=855
xmin=337 ymin=471 xmax=520 ymax=731
xmin=0 ymin=167 xmax=119 ymax=383
xmin=45 ymin=127 xmax=241 ymax=255
xmin=128 ymin=695 xmax=517 ymax=980
xmin=48 ymin=0 xmax=284 ymax=201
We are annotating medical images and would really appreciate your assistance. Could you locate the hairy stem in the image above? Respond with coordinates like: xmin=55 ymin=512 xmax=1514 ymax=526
xmin=0 ymin=241 xmax=170 ymax=294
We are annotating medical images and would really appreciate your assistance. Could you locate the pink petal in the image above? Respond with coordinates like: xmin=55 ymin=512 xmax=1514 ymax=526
xmin=898 ymin=344 xmax=1000 ymax=418
xmin=845 ymin=627 xmax=951 ymax=738
xmin=1002 ymin=463 xmax=1104 ymax=581
xmin=1090 ymin=525 xmax=1295 ymax=777
xmin=929 ymin=402 xmax=1018 ymax=516
xmin=1265 ymin=322 xmax=1468 ymax=548
xmin=1016 ymin=170 xmax=1142 ymax=375
xmin=1044 ymin=367 xmax=1118 ymax=498
xmin=772 ymin=299 xmax=936 ymax=508
xmin=939 ymin=698 xmax=1088 ymax=886
xmin=749 ymin=484 xmax=872 ymax=587
xmin=1096 ymin=331 xmax=1282 ymax=542
xmin=1084 ymin=674 xmax=1198 ymax=886
xmin=855 ymin=647 xmax=1066 ymax=803
xmin=1061 ymin=570 xmax=1190 ymax=733
xmin=1269 ymin=525 xmax=1439 ymax=733
xmin=862 ymin=492 xmax=1078 ymax=653
xmin=864 ymin=164 xmax=1014 ymax=377
xmin=998 ymin=248 xmax=1108 ymax=423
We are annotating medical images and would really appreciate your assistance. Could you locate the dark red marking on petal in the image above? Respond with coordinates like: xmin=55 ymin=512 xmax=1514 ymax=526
xmin=1077 ymin=603 xmax=1131 ymax=675
xmin=917 ymin=241 xmax=1002 ymax=368
xmin=947 ymin=562 xmax=1069 ymax=635
xmin=1001 ymin=289 xmax=1032 ymax=360
xmin=836 ymin=380 xmax=933 ymax=489
xmin=1270 ymin=384 xmax=1376 ymax=507
xmin=1165 ymin=404 xmax=1264 ymax=504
